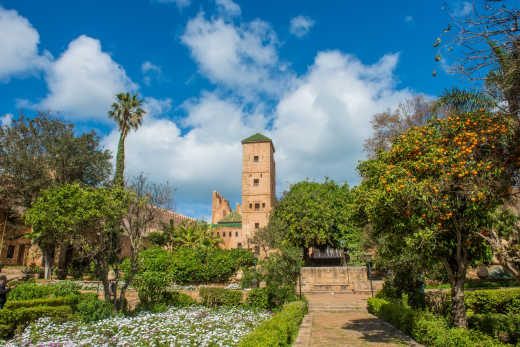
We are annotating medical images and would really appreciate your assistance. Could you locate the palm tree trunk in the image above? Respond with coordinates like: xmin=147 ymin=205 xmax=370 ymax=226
xmin=114 ymin=133 xmax=126 ymax=187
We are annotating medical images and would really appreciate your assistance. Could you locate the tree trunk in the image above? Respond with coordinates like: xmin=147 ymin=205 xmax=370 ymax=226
xmin=450 ymin=273 xmax=467 ymax=328
xmin=114 ymin=133 xmax=126 ymax=187
xmin=43 ymin=249 xmax=54 ymax=280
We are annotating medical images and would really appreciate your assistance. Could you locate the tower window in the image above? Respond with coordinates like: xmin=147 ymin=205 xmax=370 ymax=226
xmin=253 ymin=179 xmax=259 ymax=186
xmin=255 ymin=203 xmax=260 ymax=210
xmin=229 ymin=232 xmax=232 ymax=237
xmin=253 ymin=155 xmax=259 ymax=162
xmin=254 ymin=223 xmax=260 ymax=229
xmin=237 ymin=243 xmax=242 ymax=248
xmin=222 ymin=232 xmax=225 ymax=237
xmin=249 ymin=203 xmax=252 ymax=209
xmin=217 ymin=232 xmax=220 ymax=237
xmin=235 ymin=231 xmax=238 ymax=237
xmin=262 ymin=203 xmax=266 ymax=208
xmin=6 ymin=245 xmax=15 ymax=259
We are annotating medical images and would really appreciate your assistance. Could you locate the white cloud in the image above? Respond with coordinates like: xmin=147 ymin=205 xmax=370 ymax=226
xmin=1 ymin=113 xmax=13 ymax=127
xmin=141 ymin=61 xmax=162 ymax=86
xmin=143 ymin=97 xmax=172 ymax=117
xmin=405 ymin=15 xmax=413 ymax=23
xmin=39 ymin=35 xmax=137 ymax=121
xmin=216 ymin=0 xmax=241 ymax=17
xmin=289 ymin=15 xmax=315 ymax=38
xmin=154 ymin=0 xmax=191 ymax=9
xmin=101 ymin=51 xmax=413 ymax=218
xmin=181 ymin=13 xmax=289 ymax=98
xmin=0 ymin=5 xmax=50 ymax=81
xmin=452 ymin=1 xmax=472 ymax=17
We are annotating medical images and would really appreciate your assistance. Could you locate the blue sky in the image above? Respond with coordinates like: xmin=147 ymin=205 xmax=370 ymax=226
xmin=0 ymin=0 xmax=477 ymax=219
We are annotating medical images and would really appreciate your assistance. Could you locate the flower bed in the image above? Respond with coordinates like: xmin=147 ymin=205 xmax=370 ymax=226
xmin=3 ymin=306 xmax=271 ymax=347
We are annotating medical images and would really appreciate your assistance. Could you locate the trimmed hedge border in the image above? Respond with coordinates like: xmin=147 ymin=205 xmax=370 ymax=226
xmin=0 ymin=305 xmax=72 ymax=339
xmin=238 ymin=301 xmax=308 ymax=347
xmin=4 ymin=295 xmax=79 ymax=310
xmin=426 ymin=287 xmax=520 ymax=317
xmin=199 ymin=287 xmax=243 ymax=307
xmin=469 ymin=313 xmax=520 ymax=344
xmin=368 ymin=298 xmax=506 ymax=347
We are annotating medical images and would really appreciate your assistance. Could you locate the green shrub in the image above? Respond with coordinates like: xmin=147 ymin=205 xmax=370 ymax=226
xmin=199 ymin=287 xmax=242 ymax=307
xmin=368 ymin=298 xmax=505 ymax=347
xmin=425 ymin=288 xmax=520 ymax=316
xmin=7 ymin=282 xmax=53 ymax=300
xmin=0 ymin=305 xmax=72 ymax=339
xmin=50 ymin=281 xmax=81 ymax=297
xmin=134 ymin=270 xmax=171 ymax=305
xmin=240 ymin=267 xmax=257 ymax=289
xmin=238 ymin=301 xmax=308 ymax=347
xmin=469 ymin=313 xmax=520 ymax=344
xmin=162 ymin=291 xmax=197 ymax=307
xmin=4 ymin=295 xmax=79 ymax=310
xmin=74 ymin=293 xmax=115 ymax=322
xmin=246 ymin=288 xmax=269 ymax=309
xmin=229 ymin=249 xmax=255 ymax=268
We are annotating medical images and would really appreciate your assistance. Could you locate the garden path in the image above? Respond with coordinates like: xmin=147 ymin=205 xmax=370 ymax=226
xmin=294 ymin=293 xmax=422 ymax=347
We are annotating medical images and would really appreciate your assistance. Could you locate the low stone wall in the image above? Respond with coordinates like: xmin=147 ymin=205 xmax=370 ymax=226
xmin=299 ymin=266 xmax=383 ymax=293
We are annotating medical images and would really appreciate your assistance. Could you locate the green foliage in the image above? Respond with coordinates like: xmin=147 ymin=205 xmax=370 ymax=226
xmin=426 ymin=288 xmax=520 ymax=317
xmin=0 ymin=305 xmax=72 ymax=339
xmin=260 ymin=246 xmax=302 ymax=308
xmin=74 ymin=293 xmax=115 ymax=323
xmin=108 ymin=92 xmax=146 ymax=186
xmin=367 ymin=298 xmax=505 ymax=347
xmin=199 ymin=287 xmax=242 ymax=307
xmin=238 ymin=301 xmax=308 ymax=347
xmin=134 ymin=271 xmax=172 ymax=305
xmin=240 ymin=266 xmax=257 ymax=289
xmin=273 ymin=180 xmax=362 ymax=253
xmin=7 ymin=281 xmax=80 ymax=301
xmin=469 ymin=313 xmax=520 ymax=344
xmin=245 ymin=288 xmax=270 ymax=310
xmin=0 ymin=112 xmax=112 ymax=211
xmin=4 ymin=295 xmax=79 ymax=310
xmin=136 ymin=291 xmax=196 ymax=313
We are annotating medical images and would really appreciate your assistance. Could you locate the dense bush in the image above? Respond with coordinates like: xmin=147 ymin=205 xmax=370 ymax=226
xmin=469 ymin=313 xmax=520 ymax=344
xmin=199 ymin=287 xmax=242 ymax=307
xmin=246 ymin=288 xmax=270 ymax=310
xmin=74 ymin=293 xmax=115 ymax=322
xmin=368 ymin=298 xmax=505 ymax=347
xmin=0 ymin=305 xmax=72 ymax=339
xmin=238 ymin=301 xmax=308 ymax=347
xmin=4 ymin=295 xmax=79 ymax=310
xmin=134 ymin=270 xmax=172 ymax=305
xmin=136 ymin=291 xmax=197 ymax=313
xmin=425 ymin=288 xmax=520 ymax=317
xmin=134 ymin=247 xmax=255 ymax=285
xmin=7 ymin=280 xmax=80 ymax=301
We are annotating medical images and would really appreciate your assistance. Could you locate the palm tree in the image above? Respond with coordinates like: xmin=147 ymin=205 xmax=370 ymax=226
xmin=108 ymin=93 xmax=146 ymax=186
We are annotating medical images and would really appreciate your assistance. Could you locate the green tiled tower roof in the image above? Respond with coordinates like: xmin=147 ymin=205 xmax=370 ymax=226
xmin=241 ymin=133 xmax=272 ymax=144
xmin=218 ymin=210 xmax=242 ymax=223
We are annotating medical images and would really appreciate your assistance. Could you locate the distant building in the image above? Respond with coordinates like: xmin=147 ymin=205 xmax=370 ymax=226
xmin=211 ymin=133 xmax=276 ymax=250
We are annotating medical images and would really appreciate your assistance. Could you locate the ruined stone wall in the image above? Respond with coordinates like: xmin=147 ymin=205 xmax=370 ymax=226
xmin=211 ymin=191 xmax=232 ymax=224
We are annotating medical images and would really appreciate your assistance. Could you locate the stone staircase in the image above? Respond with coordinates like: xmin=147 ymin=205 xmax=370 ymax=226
xmin=307 ymin=293 xmax=370 ymax=313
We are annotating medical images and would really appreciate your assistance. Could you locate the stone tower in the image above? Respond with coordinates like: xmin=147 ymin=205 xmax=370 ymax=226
xmin=241 ymin=133 xmax=276 ymax=250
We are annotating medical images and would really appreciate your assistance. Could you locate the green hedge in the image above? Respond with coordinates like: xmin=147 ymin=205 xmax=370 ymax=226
xmin=4 ymin=295 xmax=79 ymax=310
xmin=368 ymin=298 xmax=506 ymax=347
xmin=0 ymin=305 xmax=72 ymax=339
xmin=469 ymin=313 xmax=520 ymax=344
xmin=425 ymin=288 xmax=520 ymax=316
xmin=246 ymin=288 xmax=270 ymax=310
xmin=133 ymin=247 xmax=255 ymax=285
xmin=199 ymin=287 xmax=242 ymax=307
xmin=7 ymin=280 xmax=80 ymax=301
xmin=238 ymin=301 xmax=308 ymax=347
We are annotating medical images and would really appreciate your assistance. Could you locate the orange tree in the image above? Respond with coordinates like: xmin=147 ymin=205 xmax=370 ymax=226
xmin=357 ymin=109 xmax=519 ymax=328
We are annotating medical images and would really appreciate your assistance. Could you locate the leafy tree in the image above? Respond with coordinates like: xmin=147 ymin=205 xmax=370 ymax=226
xmin=25 ymin=184 xmax=131 ymax=303
xmin=272 ymin=180 xmax=361 ymax=263
xmin=108 ymin=93 xmax=146 ymax=186
xmin=358 ymin=108 xmax=519 ymax=327
xmin=0 ymin=113 xmax=111 ymax=211
xmin=149 ymin=220 xmax=221 ymax=250
xmin=119 ymin=174 xmax=173 ymax=309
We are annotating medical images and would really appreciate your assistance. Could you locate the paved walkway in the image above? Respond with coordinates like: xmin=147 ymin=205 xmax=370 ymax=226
xmin=294 ymin=293 xmax=421 ymax=347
